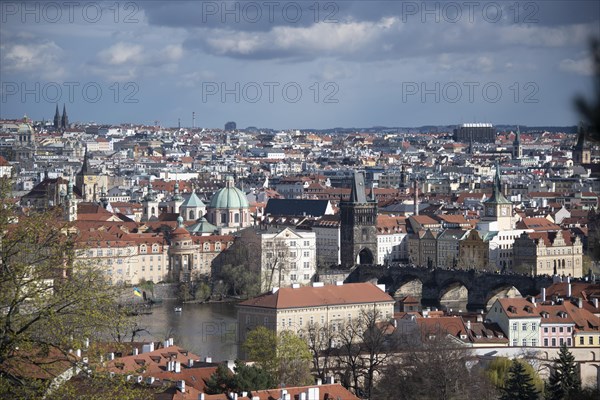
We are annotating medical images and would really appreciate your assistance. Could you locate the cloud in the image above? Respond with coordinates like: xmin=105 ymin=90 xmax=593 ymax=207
xmin=1 ymin=40 xmax=66 ymax=80
xmin=90 ymin=42 xmax=186 ymax=81
xmin=98 ymin=42 xmax=144 ymax=65
xmin=559 ymin=55 xmax=594 ymax=76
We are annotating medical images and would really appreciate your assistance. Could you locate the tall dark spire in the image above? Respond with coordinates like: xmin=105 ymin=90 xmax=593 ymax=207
xmin=53 ymin=104 xmax=60 ymax=129
xmin=574 ymin=122 xmax=586 ymax=150
xmin=61 ymin=104 xmax=68 ymax=129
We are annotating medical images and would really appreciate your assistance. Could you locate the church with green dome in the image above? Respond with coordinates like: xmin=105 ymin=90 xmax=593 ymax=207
xmin=206 ymin=176 xmax=251 ymax=234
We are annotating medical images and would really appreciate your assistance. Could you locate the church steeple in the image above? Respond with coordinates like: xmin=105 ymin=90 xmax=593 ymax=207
xmin=53 ymin=104 xmax=60 ymax=129
xmin=573 ymin=122 xmax=591 ymax=165
xmin=512 ymin=125 xmax=522 ymax=159
xmin=61 ymin=104 xmax=68 ymax=129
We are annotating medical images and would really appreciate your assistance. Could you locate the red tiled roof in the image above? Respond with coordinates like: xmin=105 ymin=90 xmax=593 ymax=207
xmin=238 ymin=283 xmax=394 ymax=309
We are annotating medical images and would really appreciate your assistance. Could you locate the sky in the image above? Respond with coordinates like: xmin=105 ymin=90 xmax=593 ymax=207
xmin=1 ymin=0 xmax=599 ymax=129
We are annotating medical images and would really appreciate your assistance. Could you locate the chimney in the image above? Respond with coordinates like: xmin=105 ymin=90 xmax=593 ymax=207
xmin=198 ymin=394 xmax=205 ymax=400
xmin=594 ymin=298 xmax=599 ymax=309
xmin=108 ymin=352 xmax=115 ymax=361
xmin=177 ymin=380 xmax=185 ymax=392
xmin=530 ymin=296 xmax=536 ymax=306
xmin=227 ymin=360 xmax=235 ymax=372
xmin=136 ymin=376 xmax=143 ymax=384
xmin=566 ymin=276 xmax=571 ymax=283
xmin=85 ymin=338 xmax=90 ymax=348
xmin=169 ymin=338 xmax=174 ymax=346
xmin=204 ymin=356 xmax=212 ymax=363
xmin=578 ymin=298 xmax=583 ymax=308
xmin=175 ymin=361 xmax=181 ymax=373
xmin=241 ymin=392 xmax=248 ymax=397
xmin=146 ymin=376 xmax=155 ymax=385
xmin=133 ymin=348 xmax=139 ymax=356
xmin=188 ymin=358 xmax=194 ymax=368
xmin=335 ymin=281 xmax=343 ymax=286
xmin=292 ymin=283 xmax=300 ymax=289
xmin=307 ymin=387 xmax=320 ymax=400
xmin=326 ymin=376 xmax=334 ymax=384
xmin=75 ymin=349 xmax=82 ymax=358
xmin=541 ymin=288 xmax=546 ymax=302
xmin=466 ymin=320 xmax=471 ymax=330
xmin=567 ymin=283 xmax=572 ymax=298
xmin=316 ymin=378 xmax=322 ymax=386
xmin=163 ymin=340 xmax=170 ymax=348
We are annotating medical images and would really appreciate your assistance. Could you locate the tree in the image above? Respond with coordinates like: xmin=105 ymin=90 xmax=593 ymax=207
xmin=276 ymin=330 xmax=312 ymax=387
xmin=242 ymin=326 xmax=312 ymax=387
xmin=501 ymin=359 xmax=540 ymax=400
xmin=373 ymin=327 xmax=493 ymax=400
xmin=0 ymin=179 xmax=137 ymax=397
xmin=303 ymin=322 xmax=336 ymax=381
xmin=204 ymin=363 xmax=234 ymax=394
xmin=575 ymin=38 xmax=600 ymax=141
xmin=546 ymin=344 xmax=582 ymax=400
xmin=487 ymin=357 xmax=543 ymax=395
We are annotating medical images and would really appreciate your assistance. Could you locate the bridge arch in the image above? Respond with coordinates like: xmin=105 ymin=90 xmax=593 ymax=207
xmin=391 ymin=276 xmax=423 ymax=300
xmin=439 ymin=279 xmax=470 ymax=311
xmin=485 ymin=285 xmax=523 ymax=311
xmin=357 ymin=248 xmax=374 ymax=265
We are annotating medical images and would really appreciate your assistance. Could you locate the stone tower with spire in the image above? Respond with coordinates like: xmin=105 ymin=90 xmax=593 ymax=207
xmin=573 ymin=123 xmax=591 ymax=165
xmin=480 ymin=163 xmax=513 ymax=231
xmin=53 ymin=104 xmax=61 ymax=129
xmin=61 ymin=104 xmax=69 ymax=130
xmin=340 ymin=171 xmax=378 ymax=268
xmin=512 ymin=126 xmax=522 ymax=159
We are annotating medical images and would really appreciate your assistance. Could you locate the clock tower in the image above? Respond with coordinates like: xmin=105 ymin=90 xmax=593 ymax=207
xmin=481 ymin=163 xmax=513 ymax=231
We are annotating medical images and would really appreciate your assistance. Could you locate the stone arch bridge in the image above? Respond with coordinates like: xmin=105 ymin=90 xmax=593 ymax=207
xmin=345 ymin=265 xmax=554 ymax=311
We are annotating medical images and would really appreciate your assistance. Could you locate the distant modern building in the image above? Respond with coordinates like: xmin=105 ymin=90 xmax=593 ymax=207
xmin=224 ymin=121 xmax=236 ymax=131
xmin=454 ymin=123 xmax=496 ymax=143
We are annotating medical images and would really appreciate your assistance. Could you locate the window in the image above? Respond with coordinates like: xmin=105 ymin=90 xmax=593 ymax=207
xmin=304 ymin=274 xmax=310 ymax=280
xmin=552 ymin=327 xmax=556 ymax=333
xmin=522 ymin=339 xmax=527 ymax=346
xmin=552 ymin=338 xmax=556 ymax=347
xmin=544 ymin=338 xmax=548 ymax=347
xmin=290 ymin=252 xmax=297 ymax=258
xmin=290 ymin=241 xmax=296 ymax=247
xmin=544 ymin=327 xmax=548 ymax=333
xmin=560 ymin=338 xmax=564 ymax=346
xmin=512 ymin=339 xmax=517 ymax=346
xmin=512 ymin=323 xmax=517 ymax=331
xmin=567 ymin=338 xmax=572 ymax=346
xmin=299 ymin=317 xmax=303 ymax=326
xmin=579 ymin=337 xmax=584 ymax=345
xmin=522 ymin=323 xmax=527 ymax=331
xmin=532 ymin=323 xmax=537 ymax=331
xmin=303 ymin=251 xmax=309 ymax=257
xmin=567 ymin=327 xmax=571 ymax=333
xmin=304 ymin=241 xmax=309 ymax=246
xmin=589 ymin=337 xmax=593 ymax=345
xmin=97 ymin=249 xmax=103 ymax=257
xmin=290 ymin=274 xmax=297 ymax=281
xmin=291 ymin=262 xmax=297 ymax=270
xmin=304 ymin=262 xmax=310 ymax=269
xmin=559 ymin=327 xmax=563 ymax=333
xmin=288 ymin=318 xmax=292 ymax=327
xmin=531 ymin=339 xmax=537 ymax=347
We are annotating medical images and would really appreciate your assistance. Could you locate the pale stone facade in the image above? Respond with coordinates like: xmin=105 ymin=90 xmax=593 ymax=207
xmin=512 ymin=230 xmax=583 ymax=277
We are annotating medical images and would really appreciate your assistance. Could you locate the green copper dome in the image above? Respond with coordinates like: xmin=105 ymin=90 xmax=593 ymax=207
xmin=209 ymin=176 xmax=249 ymax=209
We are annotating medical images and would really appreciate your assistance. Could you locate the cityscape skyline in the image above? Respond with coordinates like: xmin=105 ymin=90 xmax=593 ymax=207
xmin=1 ymin=1 xmax=599 ymax=128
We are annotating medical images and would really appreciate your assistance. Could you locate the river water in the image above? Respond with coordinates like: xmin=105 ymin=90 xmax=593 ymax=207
xmin=135 ymin=299 xmax=239 ymax=362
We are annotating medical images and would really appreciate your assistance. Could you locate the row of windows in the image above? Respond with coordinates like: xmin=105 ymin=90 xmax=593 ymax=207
xmin=289 ymin=274 xmax=311 ymax=281
xmin=544 ymin=337 xmax=572 ymax=347
xmin=512 ymin=322 xmax=537 ymax=331
xmin=512 ymin=339 xmax=538 ymax=346
xmin=543 ymin=326 xmax=572 ymax=333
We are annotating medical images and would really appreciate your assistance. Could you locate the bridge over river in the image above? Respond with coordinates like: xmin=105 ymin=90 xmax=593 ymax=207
xmin=345 ymin=265 xmax=555 ymax=311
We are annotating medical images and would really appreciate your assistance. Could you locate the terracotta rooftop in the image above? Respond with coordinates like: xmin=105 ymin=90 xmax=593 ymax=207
xmin=238 ymin=283 xmax=394 ymax=309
